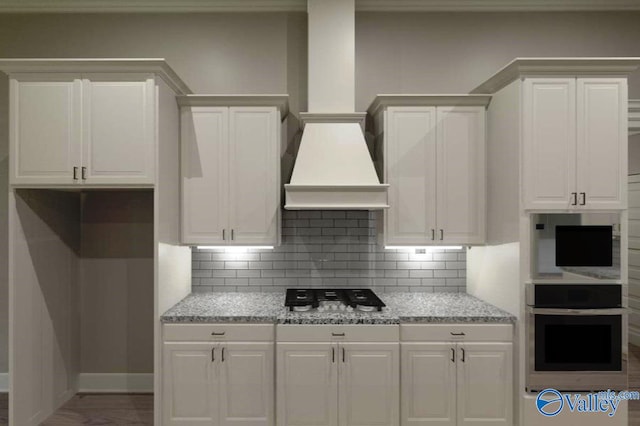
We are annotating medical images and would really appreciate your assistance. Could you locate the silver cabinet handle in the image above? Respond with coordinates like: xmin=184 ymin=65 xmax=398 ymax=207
xmin=222 ymin=229 xmax=226 ymax=240
xmin=211 ymin=347 xmax=215 ymax=362
xmin=332 ymin=347 xmax=335 ymax=363
xmin=451 ymin=348 xmax=455 ymax=362
xmin=440 ymin=229 xmax=444 ymax=240
xmin=342 ymin=347 xmax=346 ymax=363
xmin=221 ymin=347 xmax=225 ymax=362
xmin=450 ymin=332 xmax=465 ymax=336
xmin=431 ymin=229 xmax=435 ymax=240
xmin=571 ymin=192 xmax=577 ymax=206
xmin=231 ymin=229 xmax=234 ymax=240
xmin=73 ymin=167 xmax=79 ymax=180
xmin=461 ymin=348 xmax=465 ymax=363
xmin=211 ymin=332 xmax=226 ymax=336
xmin=331 ymin=332 xmax=345 ymax=337
xmin=81 ymin=166 xmax=87 ymax=180
xmin=580 ymin=192 xmax=586 ymax=206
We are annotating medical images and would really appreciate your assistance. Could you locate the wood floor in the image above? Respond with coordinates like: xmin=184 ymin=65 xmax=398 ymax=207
xmin=0 ymin=393 xmax=152 ymax=426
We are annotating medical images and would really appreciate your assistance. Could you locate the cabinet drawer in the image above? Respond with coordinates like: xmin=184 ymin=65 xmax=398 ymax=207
xmin=277 ymin=325 xmax=399 ymax=342
xmin=401 ymin=324 xmax=513 ymax=342
xmin=163 ymin=323 xmax=274 ymax=342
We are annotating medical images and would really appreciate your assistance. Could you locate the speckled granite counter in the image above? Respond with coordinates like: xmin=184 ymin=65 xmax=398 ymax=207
xmin=161 ymin=292 xmax=283 ymax=323
xmin=161 ymin=291 xmax=516 ymax=324
xmin=382 ymin=292 xmax=515 ymax=324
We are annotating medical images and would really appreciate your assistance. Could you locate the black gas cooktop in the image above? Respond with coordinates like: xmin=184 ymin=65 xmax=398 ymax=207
xmin=284 ymin=288 xmax=386 ymax=312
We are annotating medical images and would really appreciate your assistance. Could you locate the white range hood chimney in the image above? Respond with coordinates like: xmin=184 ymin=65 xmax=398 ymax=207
xmin=284 ymin=0 xmax=389 ymax=210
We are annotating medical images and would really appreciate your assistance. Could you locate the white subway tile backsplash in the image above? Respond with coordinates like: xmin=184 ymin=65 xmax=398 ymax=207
xmin=191 ymin=210 xmax=466 ymax=292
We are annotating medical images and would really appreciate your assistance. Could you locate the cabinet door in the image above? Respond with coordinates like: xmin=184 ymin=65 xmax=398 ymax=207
xmin=277 ymin=342 xmax=338 ymax=426
xmin=181 ymin=107 xmax=230 ymax=244
xmin=522 ymin=78 xmax=577 ymax=210
xmin=82 ymin=75 xmax=155 ymax=184
xmin=436 ymin=107 xmax=485 ymax=245
xmin=401 ymin=343 xmax=456 ymax=426
xmin=385 ymin=107 xmax=437 ymax=245
xmin=456 ymin=343 xmax=512 ymax=426
xmin=219 ymin=342 xmax=274 ymax=426
xmin=576 ymin=78 xmax=627 ymax=209
xmin=9 ymin=75 xmax=82 ymax=185
xmin=163 ymin=343 xmax=216 ymax=426
xmin=339 ymin=342 xmax=399 ymax=426
xmin=228 ymin=107 xmax=279 ymax=246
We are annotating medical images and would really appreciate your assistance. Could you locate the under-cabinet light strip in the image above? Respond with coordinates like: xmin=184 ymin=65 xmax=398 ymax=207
xmin=384 ymin=246 xmax=463 ymax=251
xmin=196 ymin=246 xmax=274 ymax=251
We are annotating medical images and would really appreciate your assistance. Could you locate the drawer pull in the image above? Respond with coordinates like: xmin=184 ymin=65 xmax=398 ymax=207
xmin=332 ymin=347 xmax=335 ymax=363
xmin=451 ymin=348 xmax=455 ymax=362
xmin=461 ymin=348 xmax=466 ymax=363
xmin=211 ymin=347 xmax=215 ymax=362
xmin=331 ymin=332 xmax=345 ymax=337
xmin=450 ymin=332 xmax=466 ymax=336
xmin=211 ymin=332 xmax=226 ymax=336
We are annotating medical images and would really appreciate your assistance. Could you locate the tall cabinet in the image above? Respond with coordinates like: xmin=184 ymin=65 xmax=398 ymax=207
xmin=368 ymin=96 xmax=491 ymax=246
xmin=467 ymin=58 xmax=639 ymax=426
xmin=179 ymin=96 xmax=288 ymax=246
xmin=1 ymin=59 xmax=192 ymax=426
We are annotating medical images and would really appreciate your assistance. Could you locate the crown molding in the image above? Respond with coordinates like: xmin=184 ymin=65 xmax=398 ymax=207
xmin=177 ymin=94 xmax=289 ymax=118
xmin=356 ymin=0 xmax=640 ymax=11
xmin=0 ymin=0 xmax=306 ymax=13
xmin=471 ymin=57 xmax=640 ymax=94
xmin=1 ymin=0 xmax=640 ymax=13
xmin=367 ymin=94 xmax=492 ymax=116
xmin=0 ymin=58 xmax=192 ymax=94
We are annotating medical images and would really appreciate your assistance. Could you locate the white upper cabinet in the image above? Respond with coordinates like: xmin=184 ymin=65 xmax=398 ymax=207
xmin=9 ymin=73 xmax=157 ymax=186
xmin=180 ymin=98 xmax=285 ymax=246
xmin=82 ymin=75 xmax=156 ymax=184
xmin=181 ymin=107 xmax=229 ymax=245
xmin=522 ymin=77 xmax=627 ymax=210
xmin=386 ymin=107 xmax=437 ymax=246
xmin=10 ymin=75 xmax=82 ymax=185
xmin=576 ymin=78 xmax=627 ymax=210
xmin=436 ymin=107 xmax=486 ymax=245
xmin=380 ymin=100 xmax=487 ymax=246
xmin=228 ymin=107 xmax=279 ymax=245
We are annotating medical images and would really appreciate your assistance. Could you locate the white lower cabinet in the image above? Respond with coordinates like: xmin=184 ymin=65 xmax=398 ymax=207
xmin=163 ymin=325 xmax=275 ymax=426
xmin=276 ymin=326 xmax=400 ymax=426
xmin=400 ymin=325 xmax=513 ymax=426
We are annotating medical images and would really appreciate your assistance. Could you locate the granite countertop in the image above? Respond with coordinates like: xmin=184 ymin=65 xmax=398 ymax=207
xmin=161 ymin=292 xmax=283 ymax=323
xmin=381 ymin=292 xmax=516 ymax=323
xmin=161 ymin=291 xmax=516 ymax=325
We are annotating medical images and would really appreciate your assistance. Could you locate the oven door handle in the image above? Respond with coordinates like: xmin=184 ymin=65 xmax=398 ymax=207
xmin=529 ymin=307 xmax=626 ymax=315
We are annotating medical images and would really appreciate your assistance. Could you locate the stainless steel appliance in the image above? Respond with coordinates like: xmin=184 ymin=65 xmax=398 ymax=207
xmin=284 ymin=288 xmax=386 ymax=312
xmin=531 ymin=213 xmax=621 ymax=281
xmin=526 ymin=284 xmax=627 ymax=391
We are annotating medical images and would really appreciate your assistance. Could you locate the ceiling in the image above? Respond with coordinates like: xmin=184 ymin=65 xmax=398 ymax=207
xmin=2 ymin=0 xmax=640 ymax=13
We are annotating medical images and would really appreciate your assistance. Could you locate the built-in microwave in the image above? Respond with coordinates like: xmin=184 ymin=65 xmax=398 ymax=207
xmin=531 ymin=213 xmax=620 ymax=281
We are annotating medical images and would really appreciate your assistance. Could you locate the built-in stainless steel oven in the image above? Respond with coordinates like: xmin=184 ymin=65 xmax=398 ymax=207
xmin=526 ymin=284 xmax=627 ymax=391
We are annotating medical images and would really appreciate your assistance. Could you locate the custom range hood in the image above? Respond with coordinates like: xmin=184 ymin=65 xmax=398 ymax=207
xmin=284 ymin=0 xmax=389 ymax=210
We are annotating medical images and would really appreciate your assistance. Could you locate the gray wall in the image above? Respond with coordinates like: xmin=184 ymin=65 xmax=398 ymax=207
xmin=2 ymin=10 xmax=640 ymax=375
xmin=355 ymin=11 xmax=640 ymax=109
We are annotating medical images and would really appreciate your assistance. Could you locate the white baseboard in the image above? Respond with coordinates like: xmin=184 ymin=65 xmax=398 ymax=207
xmin=77 ymin=373 xmax=153 ymax=393
xmin=0 ymin=373 xmax=7 ymax=392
